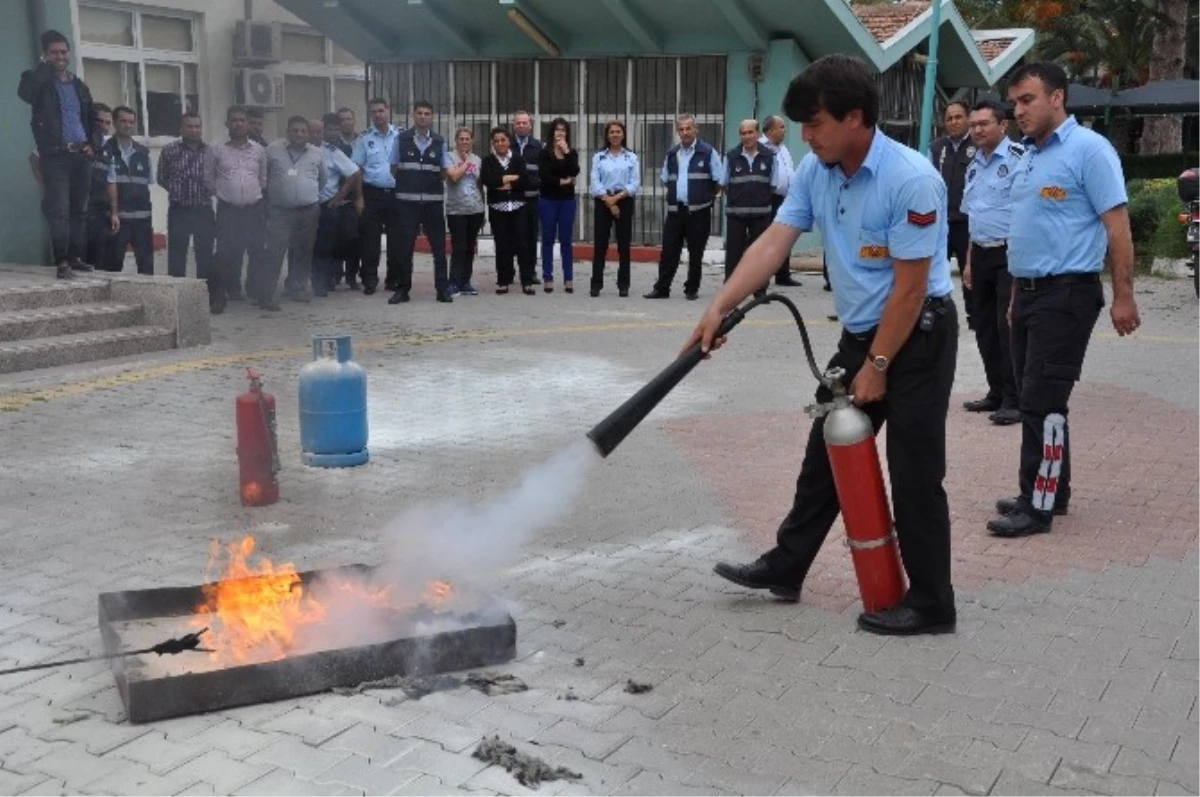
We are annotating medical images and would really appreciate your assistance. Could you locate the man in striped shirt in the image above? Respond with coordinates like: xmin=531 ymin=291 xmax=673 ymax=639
xmin=157 ymin=112 xmax=214 ymax=282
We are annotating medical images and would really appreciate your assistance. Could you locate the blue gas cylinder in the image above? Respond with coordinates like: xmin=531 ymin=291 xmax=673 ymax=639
xmin=299 ymin=334 xmax=369 ymax=467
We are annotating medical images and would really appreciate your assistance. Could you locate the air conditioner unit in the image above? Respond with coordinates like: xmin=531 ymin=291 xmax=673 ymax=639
xmin=235 ymin=69 xmax=286 ymax=108
xmin=233 ymin=20 xmax=281 ymax=64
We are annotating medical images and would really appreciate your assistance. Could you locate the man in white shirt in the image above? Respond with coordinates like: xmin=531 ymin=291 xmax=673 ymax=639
xmin=761 ymin=115 xmax=801 ymax=286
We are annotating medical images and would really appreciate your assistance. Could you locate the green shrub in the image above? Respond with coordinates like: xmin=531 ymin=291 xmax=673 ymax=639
xmin=1127 ymin=178 xmax=1192 ymax=259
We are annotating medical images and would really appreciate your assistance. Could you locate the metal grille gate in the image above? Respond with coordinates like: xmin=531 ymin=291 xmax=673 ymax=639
xmin=366 ymin=57 xmax=727 ymax=245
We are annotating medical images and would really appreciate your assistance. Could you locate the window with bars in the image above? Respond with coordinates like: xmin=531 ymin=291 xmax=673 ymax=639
xmin=368 ymin=57 xmax=727 ymax=244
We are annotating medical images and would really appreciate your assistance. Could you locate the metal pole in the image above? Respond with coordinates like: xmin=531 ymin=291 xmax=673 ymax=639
xmin=917 ymin=0 xmax=943 ymax=154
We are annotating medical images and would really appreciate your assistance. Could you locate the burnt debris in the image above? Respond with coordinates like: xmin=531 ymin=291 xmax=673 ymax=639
xmin=473 ymin=735 xmax=582 ymax=788
xmin=624 ymin=679 xmax=653 ymax=694
xmin=465 ymin=671 xmax=528 ymax=696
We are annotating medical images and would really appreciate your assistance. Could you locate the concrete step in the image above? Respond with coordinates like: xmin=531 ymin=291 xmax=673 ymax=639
xmin=0 ymin=326 xmax=176 ymax=375
xmin=0 ymin=279 xmax=111 ymax=313
xmin=0 ymin=302 xmax=145 ymax=343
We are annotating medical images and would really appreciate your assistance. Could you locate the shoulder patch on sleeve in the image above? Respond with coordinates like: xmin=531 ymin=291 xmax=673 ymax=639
xmin=1008 ymin=143 xmax=1025 ymax=157
xmin=907 ymin=209 xmax=937 ymax=227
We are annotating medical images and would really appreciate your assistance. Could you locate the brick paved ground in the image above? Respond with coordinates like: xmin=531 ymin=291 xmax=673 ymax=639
xmin=0 ymin=256 xmax=1196 ymax=795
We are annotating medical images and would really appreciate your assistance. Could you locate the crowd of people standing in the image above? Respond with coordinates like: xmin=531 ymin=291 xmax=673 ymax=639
xmin=20 ymin=28 xmax=821 ymax=316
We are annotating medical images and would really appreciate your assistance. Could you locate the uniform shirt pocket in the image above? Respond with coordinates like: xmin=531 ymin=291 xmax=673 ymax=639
xmin=856 ymin=229 xmax=892 ymax=270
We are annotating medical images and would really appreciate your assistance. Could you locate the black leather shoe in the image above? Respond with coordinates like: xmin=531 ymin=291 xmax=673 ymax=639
xmin=685 ymin=292 xmax=699 ymax=301
xmin=995 ymin=496 xmax=1068 ymax=517
xmin=775 ymin=276 xmax=802 ymax=287
xmin=712 ymin=560 xmax=799 ymax=602
xmin=988 ymin=407 xmax=1022 ymax=425
xmin=619 ymin=289 xmax=629 ymax=297
xmin=857 ymin=606 xmax=956 ymax=636
xmin=69 ymin=257 xmax=95 ymax=273
xmin=388 ymin=290 xmax=410 ymax=304
xmin=987 ymin=508 xmax=1053 ymax=537
xmin=436 ymin=290 xmax=453 ymax=303
xmin=363 ymin=284 xmax=377 ymax=295
xmin=590 ymin=289 xmax=601 ymax=297
xmin=56 ymin=264 xmax=75 ymax=280
xmin=963 ymin=396 xmax=1001 ymax=412
xmin=643 ymin=289 xmax=669 ymax=299
xmin=257 ymin=300 xmax=281 ymax=312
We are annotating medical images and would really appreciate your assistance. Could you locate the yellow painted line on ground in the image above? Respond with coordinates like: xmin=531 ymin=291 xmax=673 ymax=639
xmin=1 ymin=315 xmax=1192 ymax=413
xmin=0 ymin=317 xmax=810 ymax=412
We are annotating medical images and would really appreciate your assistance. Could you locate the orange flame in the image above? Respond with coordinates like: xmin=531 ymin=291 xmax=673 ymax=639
xmin=194 ymin=536 xmax=458 ymax=664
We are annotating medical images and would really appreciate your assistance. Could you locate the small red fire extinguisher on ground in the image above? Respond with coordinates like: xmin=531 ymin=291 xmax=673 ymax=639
xmin=806 ymin=366 xmax=906 ymax=613
xmin=236 ymin=367 xmax=280 ymax=507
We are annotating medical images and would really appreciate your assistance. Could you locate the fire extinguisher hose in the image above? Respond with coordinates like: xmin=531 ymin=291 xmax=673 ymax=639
xmin=587 ymin=291 xmax=827 ymax=458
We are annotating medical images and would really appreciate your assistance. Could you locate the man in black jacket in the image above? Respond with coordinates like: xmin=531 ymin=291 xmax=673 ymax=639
xmin=18 ymin=30 xmax=96 ymax=279
xmin=929 ymin=101 xmax=973 ymax=326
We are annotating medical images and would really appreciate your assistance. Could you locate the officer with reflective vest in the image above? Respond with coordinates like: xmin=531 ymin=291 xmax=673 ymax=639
xmin=104 ymin=105 xmax=154 ymax=274
xmin=389 ymin=100 xmax=452 ymax=304
xmin=986 ymin=61 xmax=1141 ymax=539
xmin=513 ymin=111 xmax=544 ymax=283
xmin=930 ymin=100 xmax=974 ymax=326
xmin=960 ymin=99 xmax=1023 ymax=426
xmin=722 ymin=119 xmax=780 ymax=297
xmin=84 ymin=102 xmax=114 ymax=270
xmin=645 ymin=113 xmax=724 ymax=300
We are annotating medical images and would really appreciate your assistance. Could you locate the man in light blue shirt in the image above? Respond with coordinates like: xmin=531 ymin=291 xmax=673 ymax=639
xmin=690 ymin=55 xmax=959 ymax=637
xmin=350 ymin=97 xmax=400 ymax=294
xmin=646 ymin=114 xmax=725 ymax=300
xmin=986 ymin=62 xmax=1141 ymax=539
xmin=760 ymin=114 xmax=802 ymax=286
xmin=960 ymin=99 xmax=1023 ymax=426
xmin=313 ymin=113 xmax=361 ymax=296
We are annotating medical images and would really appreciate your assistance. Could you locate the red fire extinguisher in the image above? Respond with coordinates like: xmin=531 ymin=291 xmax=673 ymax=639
xmin=236 ymin=367 xmax=280 ymax=507
xmin=806 ymin=366 xmax=906 ymax=613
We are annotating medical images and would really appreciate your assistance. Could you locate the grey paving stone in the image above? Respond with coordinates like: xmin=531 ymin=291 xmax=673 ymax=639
xmin=246 ymin=736 xmax=353 ymax=779
xmin=111 ymin=731 xmax=209 ymax=775
xmin=0 ymin=769 xmax=46 ymax=795
xmin=390 ymin=715 xmax=489 ymax=754
xmin=897 ymin=753 xmax=1001 ymax=795
xmin=24 ymin=742 xmax=125 ymax=788
xmin=234 ymin=768 xmax=364 ymax=796
xmin=1079 ymin=715 xmax=1180 ymax=760
xmin=987 ymin=770 xmax=1088 ymax=796
xmin=830 ymin=763 xmax=938 ymax=795
xmin=16 ymin=777 xmax=66 ymax=796
xmin=320 ymin=723 xmax=423 ymax=766
xmin=612 ymin=770 xmax=727 ymax=796
xmin=160 ymin=750 xmax=275 ymax=795
xmin=182 ymin=720 xmax=276 ymax=760
xmin=315 ymin=753 xmax=416 ymax=794
xmin=1049 ymin=760 xmax=1160 ymax=796
xmin=387 ymin=741 xmax=489 ymax=787
xmin=1112 ymin=746 xmax=1199 ymax=793
xmin=387 ymin=774 xmax=473 ymax=796
xmin=83 ymin=761 xmax=204 ymax=796
xmin=256 ymin=708 xmax=359 ymax=747
xmin=533 ymin=719 xmax=632 ymax=761
xmin=0 ymin=727 xmax=69 ymax=772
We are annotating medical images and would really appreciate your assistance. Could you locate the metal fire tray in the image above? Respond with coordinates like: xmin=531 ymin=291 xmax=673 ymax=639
xmin=98 ymin=564 xmax=516 ymax=723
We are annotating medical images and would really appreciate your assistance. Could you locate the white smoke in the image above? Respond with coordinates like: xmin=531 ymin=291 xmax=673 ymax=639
xmin=374 ymin=438 xmax=601 ymax=600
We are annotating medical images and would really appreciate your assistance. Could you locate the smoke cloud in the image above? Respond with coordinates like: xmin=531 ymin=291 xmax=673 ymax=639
xmin=374 ymin=438 xmax=601 ymax=598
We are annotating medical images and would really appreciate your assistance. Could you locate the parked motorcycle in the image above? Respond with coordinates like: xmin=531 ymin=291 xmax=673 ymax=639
xmin=1178 ymin=168 xmax=1199 ymax=298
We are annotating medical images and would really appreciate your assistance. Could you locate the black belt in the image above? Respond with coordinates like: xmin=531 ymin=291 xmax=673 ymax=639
xmin=1014 ymin=273 xmax=1100 ymax=291
xmin=848 ymin=296 xmax=953 ymax=340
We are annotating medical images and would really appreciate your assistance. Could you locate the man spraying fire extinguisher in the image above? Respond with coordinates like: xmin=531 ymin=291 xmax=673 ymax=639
xmin=685 ymin=54 xmax=959 ymax=636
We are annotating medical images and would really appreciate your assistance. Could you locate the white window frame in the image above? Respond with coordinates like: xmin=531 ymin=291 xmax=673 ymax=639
xmin=276 ymin=26 xmax=366 ymax=119
xmin=77 ymin=2 xmax=201 ymax=146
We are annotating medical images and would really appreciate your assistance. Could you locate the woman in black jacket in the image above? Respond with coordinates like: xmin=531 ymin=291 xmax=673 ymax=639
xmin=537 ymin=118 xmax=581 ymax=293
xmin=480 ymin=126 xmax=536 ymax=294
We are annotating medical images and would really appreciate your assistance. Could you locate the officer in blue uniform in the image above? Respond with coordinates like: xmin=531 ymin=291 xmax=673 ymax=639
xmin=104 ymin=105 xmax=154 ymax=274
xmin=350 ymin=98 xmax=400 ymax=295
xmin=389 ymin=100 xmax=452 ymax=304
xmin=694 ymin=54 xmax=959 ymax=636
xmin=645 ymin=113 xmax=724 ymax=300
xmin=987 ymin=62 xmax=1141 ymax=538
xmin=960 ymin=99 xmax=1022 ymax=426
xmin=721 ymin=119 xmax=781 ymax=297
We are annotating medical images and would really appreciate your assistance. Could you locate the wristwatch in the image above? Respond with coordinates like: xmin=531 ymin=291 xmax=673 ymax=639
xmin=867 ymin=353 xmax=890 ymax=373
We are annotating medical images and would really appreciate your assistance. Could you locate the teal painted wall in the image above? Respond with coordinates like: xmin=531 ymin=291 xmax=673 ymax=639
xmin=723 ymin=39 xmax=821 ymax=254
xmin=1 ymin=0 xmax=76 ymax=265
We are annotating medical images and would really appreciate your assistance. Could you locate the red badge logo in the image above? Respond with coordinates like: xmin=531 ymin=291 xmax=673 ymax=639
xmin=907 ymin=209 xmax=937 ymax=227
